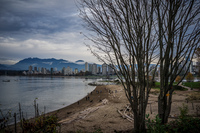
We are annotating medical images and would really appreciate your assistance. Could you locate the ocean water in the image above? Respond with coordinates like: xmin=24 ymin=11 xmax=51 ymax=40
xmin=0 ymin=76 xmax=96 ymax=121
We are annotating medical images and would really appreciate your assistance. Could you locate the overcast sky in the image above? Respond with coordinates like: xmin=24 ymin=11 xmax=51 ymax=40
xmin=0 ymin=0 xmax=98 ymax=65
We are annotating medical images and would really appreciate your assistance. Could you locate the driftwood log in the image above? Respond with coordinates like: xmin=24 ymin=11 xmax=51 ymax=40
xmin=117 ymin=104 xmax=134 ymax=123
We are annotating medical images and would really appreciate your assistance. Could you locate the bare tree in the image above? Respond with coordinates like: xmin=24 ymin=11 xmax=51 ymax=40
xmin=78 ymin=0 xmax=158 ymax=132
xmin=155 ymin=0 xmax=200 ymax=124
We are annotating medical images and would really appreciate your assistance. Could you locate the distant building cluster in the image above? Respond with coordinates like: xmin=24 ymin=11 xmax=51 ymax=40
xmin=23 ymin=66 xmax=60 ymax=75
xmin=23 ymin=58 xmax=199 ymax=76
xmin=150 ymin=60 xmax=200 ymax=81
xmin=23 ymin=62 xmax=115 ymax=76
xmin=180 ymin=60 xmax=200 ymax=75
xmin=85 ymin=62 xmax=115 ymax=75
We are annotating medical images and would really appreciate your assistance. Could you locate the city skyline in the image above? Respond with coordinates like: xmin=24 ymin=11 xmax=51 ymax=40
xmin=23 ymin=59 xmax=200 ymax=76
xmin=25 ymin=61 xmax=116 ymax=76
xmin=0 ymin=0 xmax=99 ymax=65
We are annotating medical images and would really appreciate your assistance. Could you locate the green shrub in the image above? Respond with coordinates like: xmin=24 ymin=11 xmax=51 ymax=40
xmin=173 ymin=85 xmax=187 ymax=91
xmin=23 ymin=114 xmax=60 ymax=133
xmin=145 ymin=114 xmax=165 ymax=133
xmin=151 ymin=81 xmax=156 ymax=87
xmin=165 ymin=104 xmax=200 ymax=133
xmin=146 ymin=104 xmax=200 ymax=133
xmin=165 ymin=117 xmax=200 ymax=133
xmin=178 ymin=104 xmax=189 ymax=120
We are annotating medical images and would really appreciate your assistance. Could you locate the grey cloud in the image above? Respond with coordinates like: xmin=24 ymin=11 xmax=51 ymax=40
xmin=0 ymin=0 xmax=98 ymax=65
xmin=0 ymin=0 xmax=80 ymax=35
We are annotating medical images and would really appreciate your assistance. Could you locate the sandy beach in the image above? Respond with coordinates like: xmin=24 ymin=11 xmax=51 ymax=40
xmin=50 ymin=85 xmax=133 ymax=132
xmin=7 ymin=84 xmax=200 ymax=133
xmin=46 ymin=84 xmax=200 ymax=133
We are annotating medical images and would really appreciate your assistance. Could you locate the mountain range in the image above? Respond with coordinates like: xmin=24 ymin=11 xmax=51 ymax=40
xmin=0 ymin=58 xmax=89 ymax=71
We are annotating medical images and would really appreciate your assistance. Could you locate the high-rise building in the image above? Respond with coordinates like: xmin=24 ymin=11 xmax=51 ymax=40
xmin=34 ymin=67 xmax=37 ymax=72
xmin=97 ymin=66 xmax=101 ymax=74
xmin=41 ymin=67 xmax=46 ymax=74
xmin=92 ymin=63 xmax=97 ymax=75
xmin=189 ymin=61 xmax=199 ymax=75
xmin=29 ymin=66 xmax=32 ymax=72
xmin=108 ymin=64 xmax=114 ymax=75
xmin=85 ymin=62 xmax=88 ymax=72
xmin=62 ymin=67 xmax=66 ymax=75
xmin=193 ymin=62 xmax=200 ymax=74
xmin=102 ymin=63 xmax=107 ymax=75
xmin=66 ymin=66 xmax=72 ymax=75
xmin=51 ymin=68 xmax=54 ymax=75
xmin=38 ymin=67 xmax=41 ymax=73
xmin=74 ymin=68 xmax=78 ymax=74
xmin=89 ymin=64 xmax=93 ymax=72
xmin=33 ymin=67 xmax=38 ymax=74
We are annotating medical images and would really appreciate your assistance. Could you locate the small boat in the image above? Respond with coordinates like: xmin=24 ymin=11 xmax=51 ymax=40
xmin=2 ymin=80 xmax=10 ymax=82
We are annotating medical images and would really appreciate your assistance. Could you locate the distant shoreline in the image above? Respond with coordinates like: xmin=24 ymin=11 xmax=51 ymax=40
xmin=0 ymin=74 xmax=118 ymax=79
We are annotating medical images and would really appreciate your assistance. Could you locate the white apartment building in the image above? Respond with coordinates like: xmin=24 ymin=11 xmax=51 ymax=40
xmin=108 ymin=64 xmax=114 ymax=75
xmin=28 ymin=65 xmax=32 ymax=72
xmin=102 ymin=63 xmax=107 ymax=75
xmin=85 ymin=62 xmax=88 ymax=72
xmin=41 ymin=67 xmax=46 ymax=74
xmin=62 ymin=66 xmax=73 ymax=75
xmin=92 ymin=63 xmax=97 ymax=75
xmin=62 ymin=67 xmax=66 ymax=75
xmin=89 ymin=64 xmax=93 ymax=73
xmin=38 ymin=67 xmax=41 ymax=73
xmin=97 ymin=66 xmax=101 ymax=74
xmin=74 ymin=68 xmax=78 ymax=74
xmin=66 ymin=66 xmax=73 ymax=75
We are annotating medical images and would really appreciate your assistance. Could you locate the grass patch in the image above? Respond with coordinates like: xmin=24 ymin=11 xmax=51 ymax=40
xmin=155 ymin=82 xmax=160 ymax=87
xmin=152 ymin=83 xmax=187 ymax=91
xmin=155 ymin=82 xmax=180 ymax=86
xmin=182 ymin=82 xmax=200 ymax=89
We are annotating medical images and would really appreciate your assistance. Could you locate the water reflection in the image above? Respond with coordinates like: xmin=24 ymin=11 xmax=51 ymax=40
xmin=0 ymin=76 xmax=96 ymax=120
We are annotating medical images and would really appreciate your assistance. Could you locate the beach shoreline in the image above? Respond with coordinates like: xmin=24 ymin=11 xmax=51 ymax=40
xmin=7 ymin=84 xmax=200 ymax=132
xmin=49 ymin=85 xmax=112 ymax=121
xmin=52 ymin=85 xmax=134 ymax=132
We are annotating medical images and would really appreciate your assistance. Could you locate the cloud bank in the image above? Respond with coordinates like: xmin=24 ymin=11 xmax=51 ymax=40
xmin=0 ymin=0 xmax=97 ymax=65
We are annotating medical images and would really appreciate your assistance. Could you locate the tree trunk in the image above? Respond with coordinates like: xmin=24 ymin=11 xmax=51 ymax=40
xmin=133 ymin=109 xmax=146 ymax=132
xmin=131 ymin=81 xmax=147 ymax=132
xmin=158 ymin=88 xmax=173 ymax=124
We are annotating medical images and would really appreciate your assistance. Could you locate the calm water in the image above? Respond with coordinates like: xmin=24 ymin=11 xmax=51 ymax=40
xmin=0 ymin=76 xmax=96 ymax=121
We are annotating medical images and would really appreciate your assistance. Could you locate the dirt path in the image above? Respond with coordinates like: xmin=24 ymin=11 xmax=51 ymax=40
xmin=178 ymin=82 xmax=192 ymax=91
